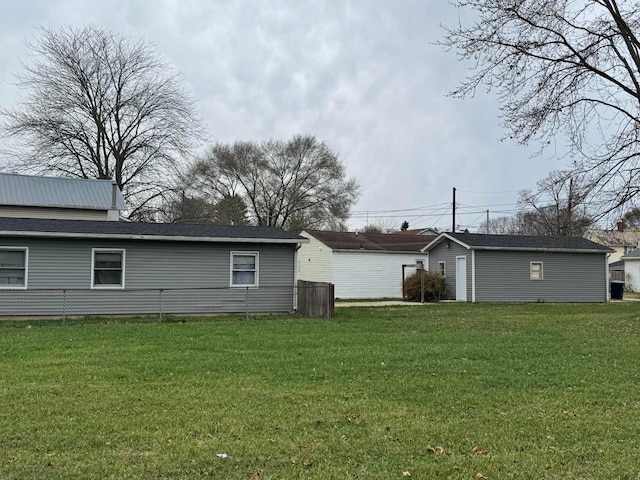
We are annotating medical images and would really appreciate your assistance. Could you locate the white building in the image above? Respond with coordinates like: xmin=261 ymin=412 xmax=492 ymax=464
xmin=298 ymin=230 xmax=434 ymax=299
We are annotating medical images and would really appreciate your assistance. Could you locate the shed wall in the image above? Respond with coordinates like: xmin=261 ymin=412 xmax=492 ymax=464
xmin=297 ymin=232 xmax=333 ymax=283
xmin=0 ymin=237 xmax=296 ymax=316
xmin=332 ymin=251 xmax=428 ymax=299
xmin=474 ymin=250 xmax=608 ymax=302
xmin=427 ymin=241 xmax=470 ymax=301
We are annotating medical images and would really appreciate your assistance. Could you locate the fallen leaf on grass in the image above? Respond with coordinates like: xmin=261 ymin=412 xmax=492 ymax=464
xmin=476 ymin=473 xmax=487 ymax=479
xmin=247 ymin=471 xmax=260 ymax=479
xmin=426 ymin=445 xmax=445 ymax=455
xmin=402 ymin=471 xmax=411 ymax=476
xmin=472 ymin=446 xmax=487 ymax=455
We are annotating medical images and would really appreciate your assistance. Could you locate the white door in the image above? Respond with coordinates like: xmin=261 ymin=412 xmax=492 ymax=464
xmin=456 ymin=256 xmax=467 ymax=301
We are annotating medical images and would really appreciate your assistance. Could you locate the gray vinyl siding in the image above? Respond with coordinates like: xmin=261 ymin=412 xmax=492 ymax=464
xmin=474 ymin=250 xmax=608 ymax=302
xmin=428 ymin=241 xmax=470 ymax=301
xmin=0 ymin=237 xmax=296 ymax=316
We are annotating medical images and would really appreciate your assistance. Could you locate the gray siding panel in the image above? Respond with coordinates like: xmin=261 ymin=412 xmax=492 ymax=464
xmin=0 ymin=237 xmax=296 ymax=316
xmin=474 ymin=250 xmax=608 ymax=302
xmin=428 ymin=241 xmax=470 ymax=300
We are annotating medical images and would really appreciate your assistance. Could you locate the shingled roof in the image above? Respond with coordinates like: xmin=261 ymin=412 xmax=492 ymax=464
xmin=304 ymin=229 xmax=435 ymax=252
xmin=0 ymin=217 xmax=306 ymax=244
xmin=424 ymin=232 xmax=613 ymax=253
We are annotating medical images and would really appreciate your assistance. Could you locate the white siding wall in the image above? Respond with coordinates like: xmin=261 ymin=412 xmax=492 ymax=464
xmin=332 ymin=251 xmax=429 ymax=299
xmin=297 ymin=231 xmax=333 ymax=283
xmin=0 ymin=206 xmax=110 ymax=220
xmin=624 ymin=259 xmax=640 ymax=292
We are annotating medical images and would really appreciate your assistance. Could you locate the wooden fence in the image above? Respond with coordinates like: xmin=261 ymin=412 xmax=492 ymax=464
xmin=297 ymin=280 xmax=335 ymax=318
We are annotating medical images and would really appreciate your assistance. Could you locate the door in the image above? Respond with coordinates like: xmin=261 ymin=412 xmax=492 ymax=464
xmin=456 ymin=256 xmax=467 ymax=301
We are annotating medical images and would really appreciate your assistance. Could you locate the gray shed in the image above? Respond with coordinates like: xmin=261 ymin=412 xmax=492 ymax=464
xmin=0 ymin=217 xmax=307 ymax=317
xmin=423 ymin=232 xmax=612 ymax=303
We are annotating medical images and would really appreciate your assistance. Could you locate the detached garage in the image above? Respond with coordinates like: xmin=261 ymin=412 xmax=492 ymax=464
xmin=423 ymin=232 xmax=612 ymax=303
xmin=298 ymin=230 xmax=434 ymax=299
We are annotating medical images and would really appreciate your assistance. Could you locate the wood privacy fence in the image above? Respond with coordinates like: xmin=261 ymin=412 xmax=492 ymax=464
xmin=297 ymin=280 xmax=335 ymax=318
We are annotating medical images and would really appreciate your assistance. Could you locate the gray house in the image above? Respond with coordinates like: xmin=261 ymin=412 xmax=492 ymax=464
xmin=423 ymin=232 xmax=612 ymax=303
xmin=0 ymin=217 xmax=307 ymax=317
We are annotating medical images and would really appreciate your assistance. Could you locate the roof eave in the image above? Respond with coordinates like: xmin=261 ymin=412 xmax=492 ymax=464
xmin=471 ymin=245 xmax=613 ymax=254
xmin=0 ymin=230 xmax=309 ymax=244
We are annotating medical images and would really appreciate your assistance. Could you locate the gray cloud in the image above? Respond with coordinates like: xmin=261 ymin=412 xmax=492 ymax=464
xmin=0 ymin=0 xmax=561 ymax=231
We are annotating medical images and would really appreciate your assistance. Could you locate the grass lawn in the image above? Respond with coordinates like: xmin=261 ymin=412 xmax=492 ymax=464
xmin=2 ymin=303 xmax=640 ymax=479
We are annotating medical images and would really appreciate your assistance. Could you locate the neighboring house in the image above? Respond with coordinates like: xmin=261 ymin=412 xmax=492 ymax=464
xmin=0 ymin=217 xmax=307 ymax=317
xmin=584 ymin=224 xmax=640 ymax=264
xmin=423 ymin=232 xmax=612 ymax=303
xmin=621 ymin=249 xmax=640 ymax=291
xmin=298 ymin=230 xmax=434 ymax=299
xmin=0 ymin=173 xmax=126 ymax=220
xmin=394 ymin=227 xmax=440 ymax=235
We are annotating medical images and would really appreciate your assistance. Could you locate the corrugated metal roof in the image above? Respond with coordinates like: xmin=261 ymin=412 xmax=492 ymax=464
xmin=0 ymin=217 xmax=307 ymax=243
xmin=0 ymin=173 xmax=127 ymax=210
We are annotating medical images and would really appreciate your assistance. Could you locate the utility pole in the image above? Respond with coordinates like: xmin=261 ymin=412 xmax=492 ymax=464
xmin=486 ymin=210 xmax=490 ymax=233
xmin=452 ymin=187 xmax=456 ymax=232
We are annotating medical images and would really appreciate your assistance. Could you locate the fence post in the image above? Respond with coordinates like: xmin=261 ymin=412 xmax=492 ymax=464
xmin=63 ymin=289 xmax=66 ymax=325
xmin=159 ymin=289 xmax=163 ymax=322
xmin=245 ymin=286 xmax=249 ymax=319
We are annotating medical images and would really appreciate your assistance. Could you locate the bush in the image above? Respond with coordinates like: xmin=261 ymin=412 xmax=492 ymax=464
xmin=403 ymin=271 xmax=447 ymax=302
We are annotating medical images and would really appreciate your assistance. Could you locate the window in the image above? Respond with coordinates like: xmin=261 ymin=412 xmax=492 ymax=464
xmin=530 ymin=262 xmax=543 ymax=280
xmin=231 ymin=252 xmax=258 ymax=287
xmin=438 ymin=261 xmax=446 ymax=277
xmin=0 ymin=247 xmax=28 ymax=289
xmin=92 ymin=249 xmax=125 ymax=288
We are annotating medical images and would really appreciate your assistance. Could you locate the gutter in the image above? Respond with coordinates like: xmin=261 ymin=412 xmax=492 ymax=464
xmin=0 ymin=230 xmax=310 ymax=245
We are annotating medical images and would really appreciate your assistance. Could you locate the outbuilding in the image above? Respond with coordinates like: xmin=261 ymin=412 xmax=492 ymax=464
xmin=298 ymin=230 xmax=434 ymax=299
xmin=423 ymin=232 xmax=612 ymax=302
xmin=0 ymin=217 xmax=307 ymax=317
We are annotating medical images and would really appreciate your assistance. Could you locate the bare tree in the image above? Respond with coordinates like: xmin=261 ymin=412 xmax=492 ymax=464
xmin=162 ymin=193 xmax=248 ymax=225
xmin=441 ymin=0 xmax=640 ymax=217
xmin=478 ymin=215 xmax=522 ymax=234
xmin=0 ymin=25 xmax=204 ymax=219
xmin=189 ymin=135 xmax=360 ymax=230
xmin=518 ymin=170 xmax=593 ymax=235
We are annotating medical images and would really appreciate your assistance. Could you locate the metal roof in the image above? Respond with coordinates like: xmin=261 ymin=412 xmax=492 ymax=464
xmin=423 ymin=232 xmax=613 ymax=253
xmin=0 ymin=173 xmax=127 ymax=210
xmin=0 ymin=217 xmax=307 ymax=244
xmin=304 ymin=229 xmax=435 ymax=252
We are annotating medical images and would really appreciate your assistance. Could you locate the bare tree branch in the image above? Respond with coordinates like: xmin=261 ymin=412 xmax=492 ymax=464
xmin=0 ymin=25 xmax=205 ymax=219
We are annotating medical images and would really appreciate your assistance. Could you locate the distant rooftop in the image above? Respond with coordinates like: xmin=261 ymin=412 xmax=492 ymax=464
xmin=304 ymin=229 xmax=435 ymax=252
xmin=0 ymin=173 xmax=127 ymax=211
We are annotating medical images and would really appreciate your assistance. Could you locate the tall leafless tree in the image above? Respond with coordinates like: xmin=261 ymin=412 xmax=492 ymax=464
xmin=518 ymin=170 xmax=593 ymax=236
xmin=0 ymin=25 xmax=205 ymax=219
xmin=441 ymin=0 xmax=640 ymax=218
xmin=188 ymin=135 xmax=360 ymax=230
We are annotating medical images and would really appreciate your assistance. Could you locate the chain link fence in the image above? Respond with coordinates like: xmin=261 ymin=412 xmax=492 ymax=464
xmin=0 ymin=285 xmax=301 ymax=320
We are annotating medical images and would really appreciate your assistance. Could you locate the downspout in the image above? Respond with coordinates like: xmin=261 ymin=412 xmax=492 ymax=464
xmin=605 ymin=252 xmax=610 ymax=302
xmin=293 ymin=244 xmax=302 ymax=311
xmin=471 ymin=249 xmax=476 ymax=303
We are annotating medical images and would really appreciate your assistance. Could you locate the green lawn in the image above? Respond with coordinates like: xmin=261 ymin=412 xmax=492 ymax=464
xmin=1 ymin=303 xmax=640 ymax=479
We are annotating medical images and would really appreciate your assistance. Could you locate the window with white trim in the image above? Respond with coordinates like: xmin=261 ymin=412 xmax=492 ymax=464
xmin=92 ymin=249 xmax=125 ymax=288
xmin=438 ymin=261 xmax=446 ymax=277
xmin=231 ymin=252 xmax=258 ymax=287
xmin=530 ymin=261 xmax=543 ymax=281
xmin=0 ymin=247 xmax=28 ymax=288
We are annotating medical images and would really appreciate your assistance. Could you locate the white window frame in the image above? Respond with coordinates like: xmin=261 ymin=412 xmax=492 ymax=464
xmin=530 ymin=261 xmax=544 ymax=281
xmin=438 ymin=261 xmax=446 ymax=277
xmin=91 ymin=248 xmax=126 ymax=289
xmin=0 ymin=246 xmax=28 ymax=290
xmin=230 ymin=251 xmax=259 ymax=287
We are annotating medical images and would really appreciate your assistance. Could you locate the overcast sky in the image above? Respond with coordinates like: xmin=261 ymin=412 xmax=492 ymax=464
xmin=0 ymin=0 xmax=566 ymax=231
